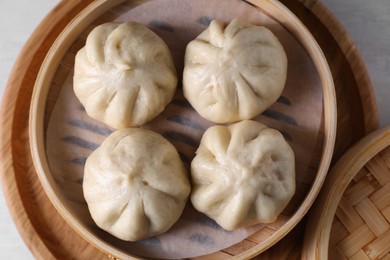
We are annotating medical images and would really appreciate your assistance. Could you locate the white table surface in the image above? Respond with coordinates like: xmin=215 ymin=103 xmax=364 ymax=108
xmin=0 ymin=0 xmax=389 ymax=259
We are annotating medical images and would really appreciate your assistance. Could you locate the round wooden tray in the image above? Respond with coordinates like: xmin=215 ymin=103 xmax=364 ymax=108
xmin=0 ymin=0 xmax=379 ymax=259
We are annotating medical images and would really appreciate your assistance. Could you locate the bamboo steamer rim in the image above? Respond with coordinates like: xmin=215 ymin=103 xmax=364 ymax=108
xmin=28 ymin=0 xmax=336 ymax=259
xmin=302 ymin=126 xmax=390 ymax=259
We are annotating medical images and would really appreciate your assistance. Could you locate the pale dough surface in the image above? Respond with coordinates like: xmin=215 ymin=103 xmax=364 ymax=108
xmin=191 ymin=120 xmax=295 ymax=230
xmin=183 ymin=19 xmax=287 ymax=123
xmin=74 ymin=22 xmax=177 ymax=128
xmin=83 ymin=128 xmax=190 ymax=241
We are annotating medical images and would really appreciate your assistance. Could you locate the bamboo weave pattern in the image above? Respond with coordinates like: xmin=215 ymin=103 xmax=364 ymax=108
xmin=329 ymin=146 xmax=390 ymax=259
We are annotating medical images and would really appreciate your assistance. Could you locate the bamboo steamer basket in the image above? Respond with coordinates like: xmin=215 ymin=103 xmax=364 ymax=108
xmin=303 ymin=127 xmax=390 ymax=259
xmin=28 ymin=0 xmax=336 ymax=259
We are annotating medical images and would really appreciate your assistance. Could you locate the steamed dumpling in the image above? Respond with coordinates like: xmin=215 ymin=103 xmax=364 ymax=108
xmin=190 ymin=120 xmax=295 ymax=230
xmin=74 ymin=22 xmax=177 ymax=128
xmin=83 ymin=128 xmax=190 ymax=241
xmin=183 ymin=19 xmax=287 ymax=123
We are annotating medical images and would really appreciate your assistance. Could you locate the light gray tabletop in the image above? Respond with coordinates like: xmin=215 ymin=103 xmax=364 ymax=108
xmin=0 ymin=1 xmax=388 ymax=259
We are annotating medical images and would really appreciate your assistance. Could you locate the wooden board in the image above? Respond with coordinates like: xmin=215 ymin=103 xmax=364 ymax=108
xmin=0 ymin=0 xmax=379 ymax=259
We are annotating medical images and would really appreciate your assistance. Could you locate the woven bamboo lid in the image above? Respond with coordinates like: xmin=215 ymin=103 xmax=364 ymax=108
xmin=303 ymin=127 xmax=390 ymax=259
